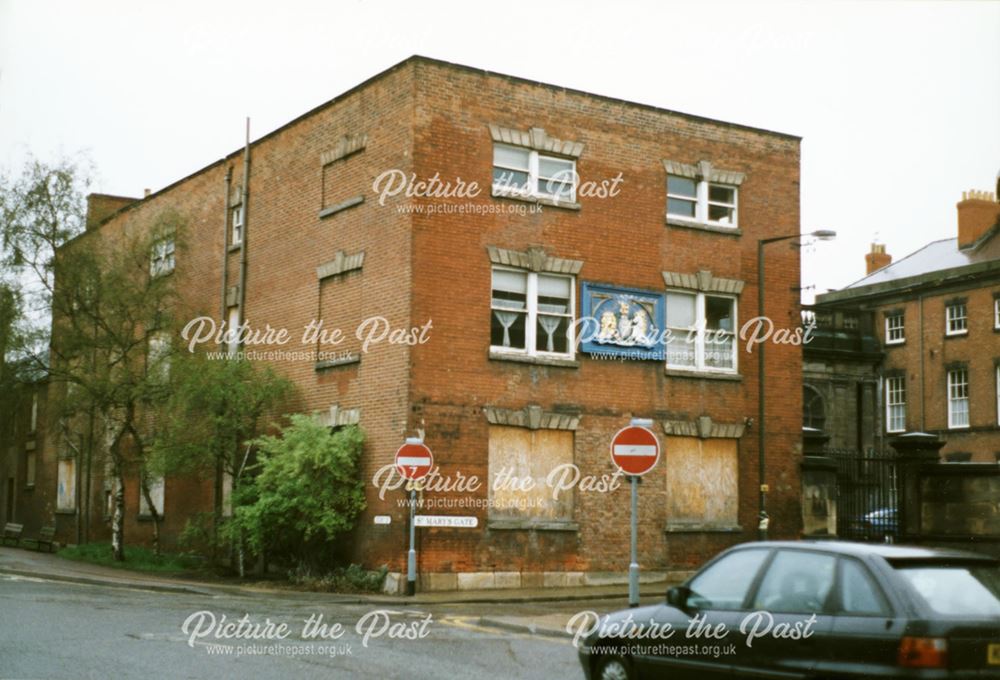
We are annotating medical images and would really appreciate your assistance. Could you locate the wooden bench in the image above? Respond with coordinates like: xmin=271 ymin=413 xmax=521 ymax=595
xmin=34 ymin=526 xmax=56 ymax=553
xmin=2 ymin=523 xmax=23 ymax=546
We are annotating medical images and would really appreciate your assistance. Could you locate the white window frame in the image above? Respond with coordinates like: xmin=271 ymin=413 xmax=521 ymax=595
xmin=947 ymin=368 xmax=970 ymax=429
xmin=150 ymin=238 xmax=175 ymax=277
xmin=996 ymin=364 xmax=1000 ymax=427
xmin=945 ymin=302 xmax=967 ymax=336
xmin=231 ymin=206 xmax=244 ymax=246
xmin=885 ymin=314 xmax=905 ymax=345
xmin=139 ymin=473 xmax=165 ymax=518
xmin=666 ymin=174 xmax=739 ymax=228
xmin=665 ymin=290 xmax=739 ymax=374
xmin=489 ymin=267 xmax=576 ymax=360
xmin=492 ymin=144 xmax=577 ymax=203
xmin=885 ymin=375 xmax=906 ymax=433
xmin=994 ymin=298 xmax=1000 ymax=330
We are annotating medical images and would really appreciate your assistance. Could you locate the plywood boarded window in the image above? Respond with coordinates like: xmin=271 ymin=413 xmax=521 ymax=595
xmin=488 ymin=425 xmax=574 ymax=522
xmin=57 ymin=458 xmax=76 ymax=512
xmin=139 ymin=475 xmax=164 ymax=517
xmin=664 ymin=436 xmax=738 ymax=528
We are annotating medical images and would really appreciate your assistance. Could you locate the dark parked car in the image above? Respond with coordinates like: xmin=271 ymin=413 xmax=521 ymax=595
xmin=578 ymin=541 xmax=1000 ymax=679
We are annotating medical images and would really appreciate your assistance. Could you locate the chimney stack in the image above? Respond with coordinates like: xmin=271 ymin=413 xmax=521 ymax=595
xmin=957 ymin=189 xmax=1000 ymax=249
xmin=865 ymin=243 xmax=891 ymax=275
xmin=144 ymin=188 xmax=152 ymax=198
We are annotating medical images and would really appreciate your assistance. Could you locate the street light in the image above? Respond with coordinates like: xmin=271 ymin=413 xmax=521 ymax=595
xmin=756 ymin=229 xmax=836 ymax=541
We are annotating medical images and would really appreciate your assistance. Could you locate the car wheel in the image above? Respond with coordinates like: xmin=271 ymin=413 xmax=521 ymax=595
xmin=595 ymin=655 xmax=632 ymax=680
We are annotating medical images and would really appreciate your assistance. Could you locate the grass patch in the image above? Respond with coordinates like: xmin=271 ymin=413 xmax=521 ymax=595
xmin=58 ymin=543 xmax=204 ymax=573
xmin=289 ymin=564 xmax=388 ymax=593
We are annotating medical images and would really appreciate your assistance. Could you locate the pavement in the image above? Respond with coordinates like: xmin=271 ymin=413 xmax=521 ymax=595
xmin=0 ymin=545 xmax=677 ymax=638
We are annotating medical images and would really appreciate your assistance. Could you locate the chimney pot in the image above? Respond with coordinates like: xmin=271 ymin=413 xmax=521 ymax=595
xmin=865 ymin=242 xmax=892 ymax=275
xmin=957 ymin=188 xmax=1000 ymax=248
xmin=144 ymin=188 xmax=151 ymax=198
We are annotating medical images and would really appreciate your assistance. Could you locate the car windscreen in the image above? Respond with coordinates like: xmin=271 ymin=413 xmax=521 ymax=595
xmin=893 ymin=562 xmax=1000 ymax=618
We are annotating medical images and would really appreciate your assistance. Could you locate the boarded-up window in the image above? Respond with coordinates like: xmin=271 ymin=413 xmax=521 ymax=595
xmin=488 ymin=426 xmax=574 ymax=522
xmin=664 ymin=436 xmax=738 ymax=527
xmin=139 ymin=475 xmax=165 ymax=517
xmin=317 ymin=271 xmax=363 ymax=359
xmin=322 ymin=149 xmax=366 ymax=210
xmin=57 ymin=458 xmax=76 ymax=512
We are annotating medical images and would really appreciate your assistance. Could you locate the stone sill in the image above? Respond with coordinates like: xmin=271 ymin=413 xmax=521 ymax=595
xmin=319 ymin=195 xmax=364 ymax=219
xmin=137 ymin=515 xmax=164 ymax=522
xmin=315 ymin=354 xmax=361 ymax=371
xmin=487 ymin=519 xmax=579 ymax=532
xmin=228 ymin=243 xmax=241 ymax=253
xmin=943 ymin=331 xmax=968 ymax=340
xmin=664 ymin=368 xmax=742 ymax=381
xmin=24 ymin=484 xmax=35 ymax=492
xmin=664 ymin=524 xmax=743 ymax=534
xmin=665 ymin=215 xmax=742 ymax=236
xmin=884 ymin=340 xmax=906 ymax=348
xmin=492 ymin=189 xmax=581 ymax=211
xmin=54 ymin=509 xmax=76 ymax=516
xmin=489 ymin=349 xmax=579 ymax=369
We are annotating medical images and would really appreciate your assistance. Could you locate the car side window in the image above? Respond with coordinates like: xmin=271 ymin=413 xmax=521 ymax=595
xmin=752 ymin=550 xmax=836 ymax=614
xmin=838 ymin=558 xmax=890 ymax=616
xmin=687 ymin=549 xmax=770 ymax=610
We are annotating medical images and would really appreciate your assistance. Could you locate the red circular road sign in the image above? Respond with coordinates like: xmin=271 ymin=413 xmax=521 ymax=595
xmin=395 ymin=440 xmax=434 ymax=481
xmin=610 ymin=425 xmax=660 ymax=476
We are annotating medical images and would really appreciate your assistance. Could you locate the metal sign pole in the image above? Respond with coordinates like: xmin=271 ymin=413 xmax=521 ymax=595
xmin=407 ymin=487 xmax=416 ymax=596
xmin=629 ymin=474 xmax=639 ymax=608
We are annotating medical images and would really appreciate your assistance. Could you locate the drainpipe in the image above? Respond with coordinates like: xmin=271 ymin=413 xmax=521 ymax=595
xmin=237 ymin=118 xmax=250 ymax=331
xmin=918 ymin=293 xmax=926 ymax=431
xmin=220 ymin=166 xmax=232 ymax=340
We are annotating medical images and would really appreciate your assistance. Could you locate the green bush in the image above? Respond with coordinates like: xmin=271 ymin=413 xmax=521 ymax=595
xmin=230 ymin=415 xmax=366 ymax=570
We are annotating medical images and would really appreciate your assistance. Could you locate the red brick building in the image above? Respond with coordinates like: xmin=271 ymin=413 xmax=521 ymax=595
xmin=14 ymin=56 xmax=806 ymax=590
xmin=816 ymin=181 xmax=1000 ymax=462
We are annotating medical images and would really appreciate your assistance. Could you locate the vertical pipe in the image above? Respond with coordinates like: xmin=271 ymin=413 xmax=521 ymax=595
xmin=757 ymin=240 xmax=768 ymax=540
xmin=629 ymin=475 xmax=639 ymax=607
xmin=407 ymin=488 xmax=416 ymax=596
xmin=220 ymin=167 xmax=232 ymax=342
xmin=237 ymin=119 xmax=250 ymax=333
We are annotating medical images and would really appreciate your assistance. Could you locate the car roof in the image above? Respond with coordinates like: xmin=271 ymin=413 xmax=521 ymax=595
xmin=728 ymin=540 xmax=998 ymax=562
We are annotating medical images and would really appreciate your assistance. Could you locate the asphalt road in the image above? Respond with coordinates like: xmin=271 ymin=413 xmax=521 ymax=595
xmin=0 ymin=573 xmax=596 ymax=679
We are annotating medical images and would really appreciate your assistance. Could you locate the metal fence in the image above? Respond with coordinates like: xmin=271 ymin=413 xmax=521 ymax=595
xmin=825 ymin=447 xmax=899 ymax=543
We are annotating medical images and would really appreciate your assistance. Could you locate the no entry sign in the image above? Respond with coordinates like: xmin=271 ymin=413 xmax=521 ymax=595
xmin=610 ymin=425 xmax=660 ymax=476
xmin=395 ymin=440 xmax=433 ymax=481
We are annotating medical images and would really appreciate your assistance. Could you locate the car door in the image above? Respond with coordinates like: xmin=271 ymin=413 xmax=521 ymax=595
xmin=640 ymin=547 xmax=771 ymax=679
xmin=810 ymin=556 xmax=904 ymax=677
xmin=738 ymin=548 xmax=837 ymax=678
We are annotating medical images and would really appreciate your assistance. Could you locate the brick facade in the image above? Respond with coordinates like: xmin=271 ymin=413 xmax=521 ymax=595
xmin=24 ymin=57 xmax=805 ymax=585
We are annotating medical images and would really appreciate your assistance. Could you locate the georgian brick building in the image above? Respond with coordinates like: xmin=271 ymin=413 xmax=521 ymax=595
xmin=815 ymin=181 xmax=1000 ymax=462
xmin=12 ymin=56 xmax=806 ymax=590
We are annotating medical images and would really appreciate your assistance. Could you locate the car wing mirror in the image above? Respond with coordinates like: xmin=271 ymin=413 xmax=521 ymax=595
xmin=666 ymin=585 xmax=692 ymax=610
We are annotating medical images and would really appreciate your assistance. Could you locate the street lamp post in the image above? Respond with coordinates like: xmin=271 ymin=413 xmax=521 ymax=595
xmin=756 ymin=229 xmax=836 ymax=541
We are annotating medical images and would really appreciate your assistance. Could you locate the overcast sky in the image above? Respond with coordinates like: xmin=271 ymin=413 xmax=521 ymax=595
xmin=1 ymin=0 xmax=998 ymax=300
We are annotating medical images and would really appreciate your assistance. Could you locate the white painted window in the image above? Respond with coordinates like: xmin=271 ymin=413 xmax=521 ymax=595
xmin=667 ymin=174 xmax=738 ymax=227
xmin=996 ymin=364 xmax=1000 ymax=426
xmin=148 ymin=331 xmax=171 ymax=379
xmin=227 ymin=306 xmax=241 ymax=356
xmin=139 ymin=474 xmax=165 ymax=517
xmin=948 ymin=368 xmax=970 ymax=429
xmin=665 ymin=291 xmax=737 ymax=372
xmin=885 ymin=314 xmax=905 ymax=344
xmin=57 ymin=458 xmax=75 ymax=512
xmin=492 ymin=144 xmax=576 ymax=202
xmin=29 ymin=392 xmax=38 ymax=433
xmin=994 ymin=298 xmax=1000 ymax=330
xmin=946 ymin=302 xmax=967 ymax=336
xmin=490 ymin=268 xmax=574 ymax=358
xmin=150 ymin=238 xmax=175 ymax=277
xmin=886 ymin=376 xmax=906 ymax=433
xmin=25 ymin=450 xmax=36 ymax=488
xmin=231 ymin=206 xmax=243 ymax=246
